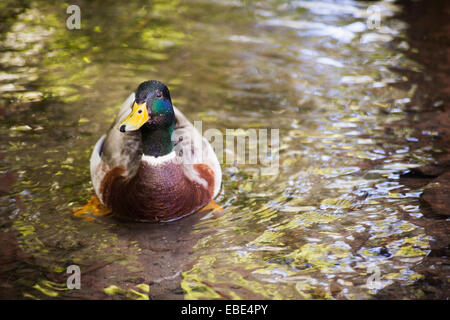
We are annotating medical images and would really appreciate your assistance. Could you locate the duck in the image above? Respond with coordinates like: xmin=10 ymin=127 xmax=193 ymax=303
xmin=89 ymin=80 xmax=222 ymax=222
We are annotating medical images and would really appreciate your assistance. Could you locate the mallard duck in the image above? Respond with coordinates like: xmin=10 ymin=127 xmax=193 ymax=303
xmin=89 ymin=80 xmax=222 ymax=222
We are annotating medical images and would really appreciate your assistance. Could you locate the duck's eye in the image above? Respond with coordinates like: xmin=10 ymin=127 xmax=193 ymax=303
xmin=155 ymin=91 xmax=162 ymax=98
xmin=138 ymin=109 xmax=142 ymax=114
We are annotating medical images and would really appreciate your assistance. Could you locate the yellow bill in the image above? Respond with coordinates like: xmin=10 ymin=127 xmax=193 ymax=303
xmin=119 ymin=102 xmax=149 ymax=132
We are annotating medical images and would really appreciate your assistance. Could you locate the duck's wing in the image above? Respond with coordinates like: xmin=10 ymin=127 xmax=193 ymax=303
xmin=90 ymin=93 xmax=142 ymax=202
xmin=173 ymin=106 xmax=222 ymax=198
xmin=100 ymin=93 xmax=142 ymax=174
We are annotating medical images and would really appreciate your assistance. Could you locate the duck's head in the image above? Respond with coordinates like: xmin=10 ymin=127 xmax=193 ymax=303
xmin=119 ymin=80 xmax=174 ymax=133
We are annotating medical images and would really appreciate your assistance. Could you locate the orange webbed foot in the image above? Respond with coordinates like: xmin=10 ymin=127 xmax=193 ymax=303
xmin=73 ymin=195 xmax=111 ymax=221
xmin=199 ymin=200 xmax=224 ymax=216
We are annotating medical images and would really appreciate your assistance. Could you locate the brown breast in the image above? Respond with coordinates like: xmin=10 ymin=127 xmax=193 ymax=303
xmin=100 ymin=161 xmax=214 ymax=222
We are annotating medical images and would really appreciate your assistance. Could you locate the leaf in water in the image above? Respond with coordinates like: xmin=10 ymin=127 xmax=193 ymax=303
xmin=394 ymin=246 xmax=427 ymax=257
xmin=135 ymin=283 xmax=150 ymax=293
xmin=104 ymin=285 xmax=124 ymax=296
xmin=128 ymin=289 xmax=149 ymax=300
xmin=321 ymin=198 xmax=353 ymax=209
xmin=32 ymin=284 xmax=58 ymax=297
xmin=250 ymin=230 xmax=284 ymax=246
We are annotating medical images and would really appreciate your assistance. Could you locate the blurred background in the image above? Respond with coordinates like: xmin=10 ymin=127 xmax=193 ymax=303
xmin=0 ymin=0 xmax=448 ymax=299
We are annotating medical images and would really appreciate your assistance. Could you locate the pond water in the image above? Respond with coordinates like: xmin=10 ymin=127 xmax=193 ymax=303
xmin=0 ymin=0 xmax=442 ymax=299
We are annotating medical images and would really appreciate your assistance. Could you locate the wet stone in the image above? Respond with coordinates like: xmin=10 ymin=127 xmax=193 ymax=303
xmin=420 ymin=172 xmax=450 ymax=217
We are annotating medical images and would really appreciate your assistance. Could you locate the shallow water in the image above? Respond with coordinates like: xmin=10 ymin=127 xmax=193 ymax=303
xmin=0 ymin=0 xmax=443 ymax=299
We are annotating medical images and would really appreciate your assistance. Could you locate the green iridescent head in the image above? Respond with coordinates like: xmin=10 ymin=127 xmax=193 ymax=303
xmin=119 ymin=80 xmax=175 ymax=157
xmin=120 ymin=80 xmax=175 ymax=133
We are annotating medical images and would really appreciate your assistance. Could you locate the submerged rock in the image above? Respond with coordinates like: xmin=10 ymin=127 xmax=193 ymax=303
xmin=420 ymin=172 xmax=450 ymax=217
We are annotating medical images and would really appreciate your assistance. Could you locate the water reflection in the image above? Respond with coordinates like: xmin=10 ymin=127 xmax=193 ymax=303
xmin=0 ymin=0 xmax=436 ymax=299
